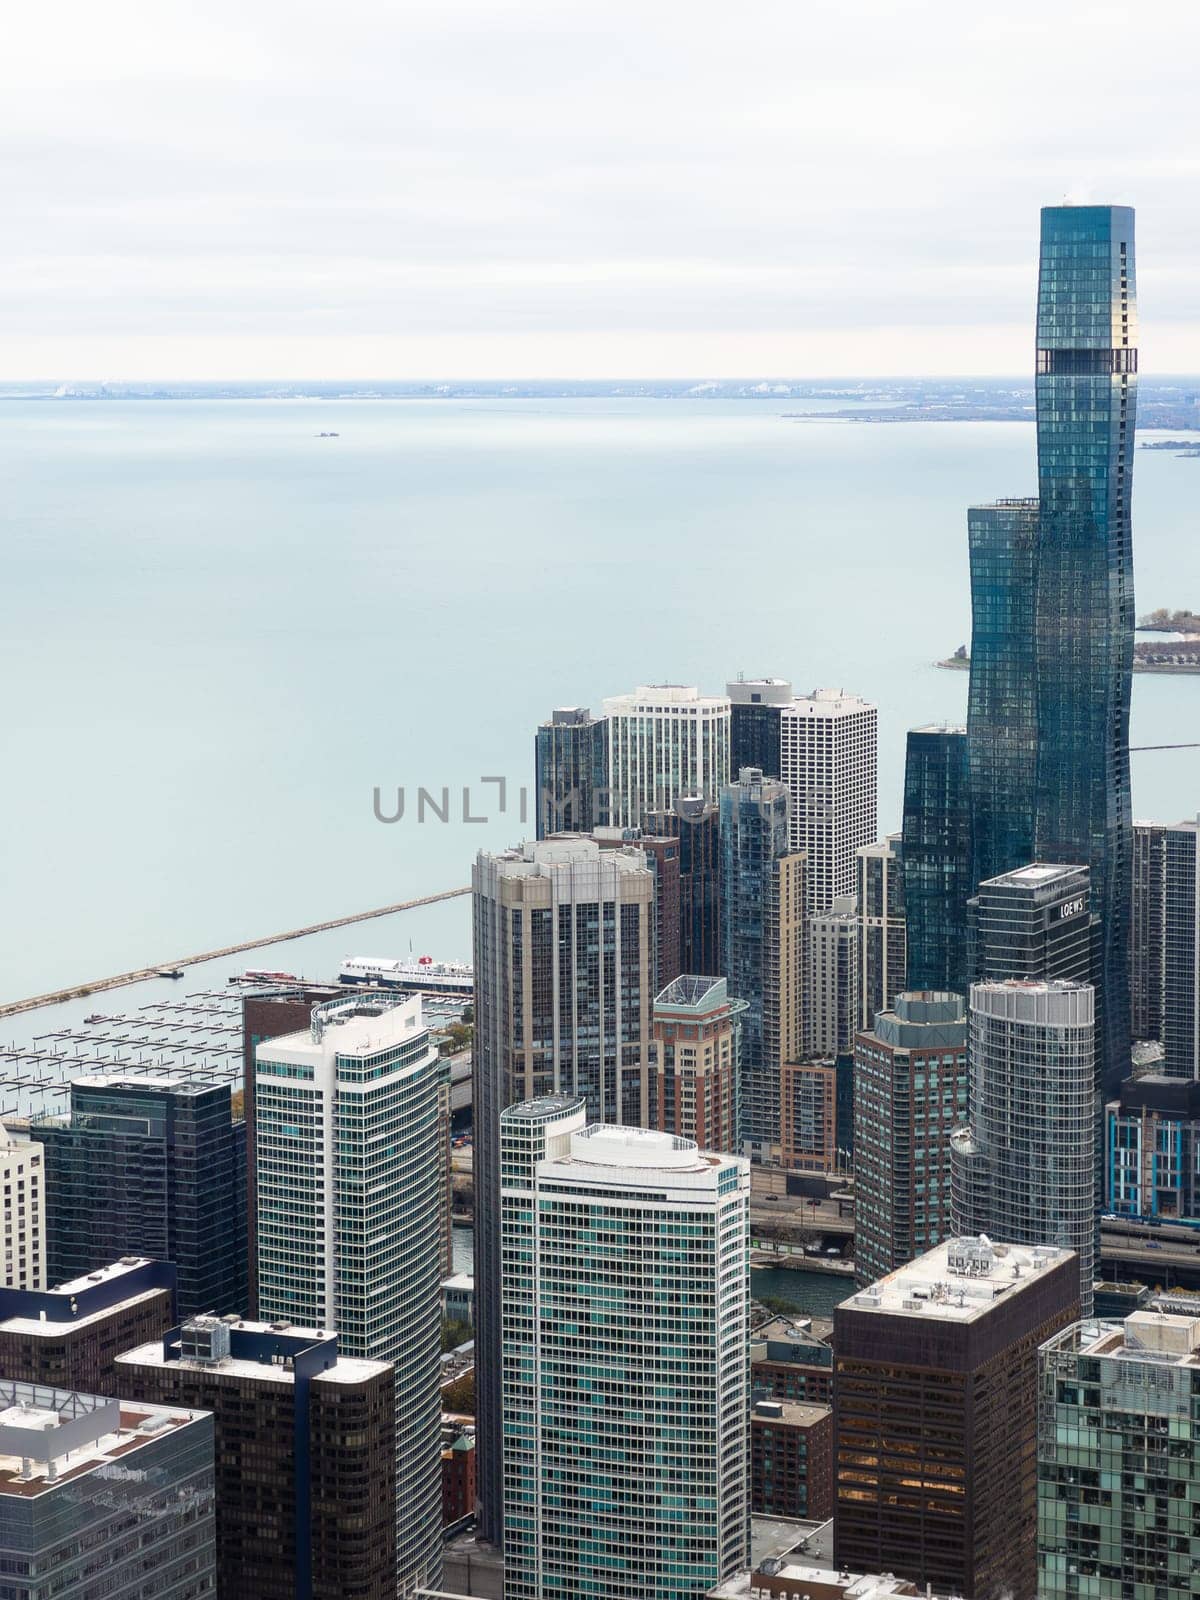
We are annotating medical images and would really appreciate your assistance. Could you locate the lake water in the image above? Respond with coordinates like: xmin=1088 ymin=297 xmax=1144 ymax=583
xmin=3 ymin=398 xmax=1198 ymax=1028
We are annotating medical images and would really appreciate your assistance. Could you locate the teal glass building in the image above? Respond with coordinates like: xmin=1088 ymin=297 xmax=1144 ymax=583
xmin=901 ymin=725 xmax=970 ymax=999
xmin=967 ymin=206 xmax=1136 ymax=1092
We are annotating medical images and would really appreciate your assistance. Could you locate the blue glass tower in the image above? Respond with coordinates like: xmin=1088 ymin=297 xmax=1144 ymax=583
xmin=967 ymin=205 xmax=1136 ymax=1092
xmin=1033 ymin=205 xmax=1136 ymax=1091
xmin=902 ymin=725 xmax=971 ymax=999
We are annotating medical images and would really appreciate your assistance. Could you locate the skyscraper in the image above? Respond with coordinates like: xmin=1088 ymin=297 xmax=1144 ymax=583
xmin=0 ymin=1130 xmax=44 ymax=1292
xmin=966 ymin=497 xmax=1039 ymax=889
xmin=834 ymin=1236 xmax=1079 ymax=1600
xmin=901 ymin=725 xmax=970 ymax=998
xmin=35 ymin=1073 xmax=245 ymax=1319
xmin=969 ymin=861 xmax=1096 ymax=989
xmin=951 ymin=979 xmax=1097 ymax=1313
xmin=1131 ymin=818 xmax=1167 ymax=1045
xmin=535 ymin=706 xmax=608 ymax=838
xmin=779 ymin=689 xmax=877 ymax=913
xmin=856 ymin=834 xmax=906 ymax=1032
xmin=649 ymin=975 xmax=743 ymax=1153
xmin=720 ymin=768 xmax=807 ymax=1155
xmin=500 ymin=1100 xmax=750 ymax=1600
xmin=967 ymin=206 xmax=1137 ymax=1092
xmin=118 ymin=1317 xmax=397 ymax=1600
xmin=471 ymin=838 xmax=656 ymax=1541
xmin=853 ymin=991 xmax=968 ymax=1284
xmin=807 ymin=896 xmax=860 ymax=1059
xmin=645 ymin=795 xmax=722 ymax=977
xmin=603 ymin=685 xmax=731 ymax=827
xmin=1163 ymin=817 xmax=1200 ymax=1078
xmin=726 ymin=676 xmax=793 ymax=778
xmin=1033 ymin=204 xmax=1136 ymax=1090
xmin=254 ymin=992 xmax=445 ymax=1596
xmin=1039 ymin=1309 xmax=1200 ymax=1597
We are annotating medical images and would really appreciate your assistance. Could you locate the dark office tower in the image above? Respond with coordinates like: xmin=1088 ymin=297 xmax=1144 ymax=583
xmin=118 ymin=1317 xmax=397 ymax=1600
xmin=472 ymin=839 xmax=655 ymax=1543
xmin=853 ymin=992 xmax=968 ymax=1285
xmin=727 ymin=676 xmax=794 ymax=779
xmin=856 ymin=835 xmax=906 ymax=1032
xmin=1131 ymin=820 xmax=1167 ymax=1044
xmin=966 ymin=497 xmax=1040 ymax=888
xmin=535 ymin=706 xmax=608 ymax=838
xmin=646 ymin=795 xmax=722 ymax=976
xmin=35 ymin=1075 xmax=245 ymax=1319
xmin=902 ymin=726 xmax=970 ymax=998
xmin=834 ymin=1236 xmax=1080 ymax=1600
xmin=0 ymin=1258 xmax=175 ymax=1395
xmin=969 ymin=861 xmax=1096 ymax=988
xmin=1163 ymin=818 xmax=1200 ymax=1078
xmin=721 ymin=768 xmax=807 ymax=1156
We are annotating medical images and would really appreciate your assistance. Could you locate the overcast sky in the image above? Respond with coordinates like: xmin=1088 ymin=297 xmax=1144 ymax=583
xmin=5 ymin=0 xmax=1200 ymax=378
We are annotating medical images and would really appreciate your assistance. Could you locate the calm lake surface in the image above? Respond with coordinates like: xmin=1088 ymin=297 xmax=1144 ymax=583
xmin=3 ymin=398 xmax=1198 ymax=1026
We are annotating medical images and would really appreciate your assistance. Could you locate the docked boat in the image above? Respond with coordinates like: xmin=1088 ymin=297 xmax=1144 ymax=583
xmin=339 ymin=954 xmax=473 ymax=995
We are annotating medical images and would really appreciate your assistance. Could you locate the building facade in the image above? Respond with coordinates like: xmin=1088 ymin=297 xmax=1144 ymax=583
xmin=500 ymin=1100 xmax=750 ymax=1600
xmin=779 ymin=1058 xmax=838 ymax=1174
xmin=856 ymin=834 xmax=906 ymax=1033
xmin=1106 ymin=1073 xmax=1200 ymax=1218
xmin=603 ymin=685 xmax=731 ymax=827
xmin=535 ymin=706 xmax=608 ymax=838
xmin=1131 ymin=819 xmax=1167 ymax=1045
xmin=646 ymin=795 xmax=722 ymax=979
xmin=968 ymin=861 xmax=1096 ymax=992
xmin=853 ymin=991 xmax=968 ymax=1285
xmin=0 ymin=1382 xmax=215 ymax=1600
xmin=749 ymin=1398 xmax=833 ymax=1522
xmin=808 ymin=896 xmax=859 ymax=1061
xmin=901 ymin=726 xmax=970 ymax=999
xmin=952 ymin=980 xmax=1097 ymax=1313
xmin=726 ymin=676 xmax=793 ymax=779
xmin=1038 ymin=1309 xmax=1200 ymax=1597
xmin=650 ymin=975 xmax=743 ymax=1154
xmin=779 ymin=689 xmax=877 ymax=914
xmin=966 ymin=496 xmax=1040 ymax=891
xmin=0 ymin=1258 xmax=176 ymax=1396
xmin=117 ymin=1316 xmax=396 ymax=1600
xmin=833 ymin=1236 xmax=1080 ymax=1600
xmin=0 ymin=1131 xmax=43 ymax=1292
xmin=968 ymin=206 xmax=1137 ymax=1093
xmin=471 ymin=838 xmax=656 ymax=1541
xmin=721 ymin=768 xmax=807 ymax=1155
xmin=35 ymin=1073 xmax=245 ymax=1319
xmin=750 ymin=1314 xmax=834 ymax=1406
xmin=254 ymin=993 xmax=445 ymax=1596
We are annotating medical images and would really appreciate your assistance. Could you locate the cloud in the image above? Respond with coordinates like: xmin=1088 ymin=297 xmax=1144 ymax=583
xmin=2 ymin=0 xmax=1199 ymax=375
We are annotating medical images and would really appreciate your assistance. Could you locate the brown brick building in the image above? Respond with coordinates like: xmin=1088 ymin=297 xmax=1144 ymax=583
xmin=833 ymin=1236 xmax=1080 ymax=1600
xmin=649 ymin=974 xmax=741 ymax=1153
xmin=750 ymin=1397 xmax=833 ymax=1520
xmin=117 ymin=1315 xmax=396 ymax=1600
xmin=442 ymin=1422 xmax=477 ymax=1524
xmin=751 ymin=1315 xmax=835 ymax=1406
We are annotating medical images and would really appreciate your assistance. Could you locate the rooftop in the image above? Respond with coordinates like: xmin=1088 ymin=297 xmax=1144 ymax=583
xmin=0 ymin=1258 xmax=174 ymax=1337
xmin=1050 ymin=1308 xmax=1200 ymax=1367
xmin=0 ymin=1382 xmax=199 ymax=1498
xmin=117 ymin=1318 xmax=389 ymax=1387
xmin=751 ymin=1398 xmax=831 ymax=1428
xmin=981 ymin=860 xmax=1087 ymax=888
xmin=258 ymin=991 xmax=430 ymax=1062
xmin=654 ymin=974 xmax=730 ymax=1015
xmin=845 ymin=1236 xmax=1073 ymax=1323
xmin=706 ymin=1517 xmax=834 ymax=1597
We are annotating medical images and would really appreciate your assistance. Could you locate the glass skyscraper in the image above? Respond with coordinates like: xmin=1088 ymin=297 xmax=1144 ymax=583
xmin=901 ymin=725 xmax=970 ymax=999
xmin=967 ymin=205 xmax=1137 ymax=1092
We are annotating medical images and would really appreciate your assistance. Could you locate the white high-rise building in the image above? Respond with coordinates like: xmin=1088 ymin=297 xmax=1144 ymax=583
xmin=255 ymin=992 xmax=445 ymax=1596
xmin=780 ymin=688 xmax=877 ymax=914
xmin=603 ymin=684 xmax=731 ymax=827
xmin=0 ymin=1129 xmax=44 ymax=1291
xmin=951 ymin=979 xmax=1097 ymax=1314
xmin=500 ymin=1100 xmax=750 ymax=1600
